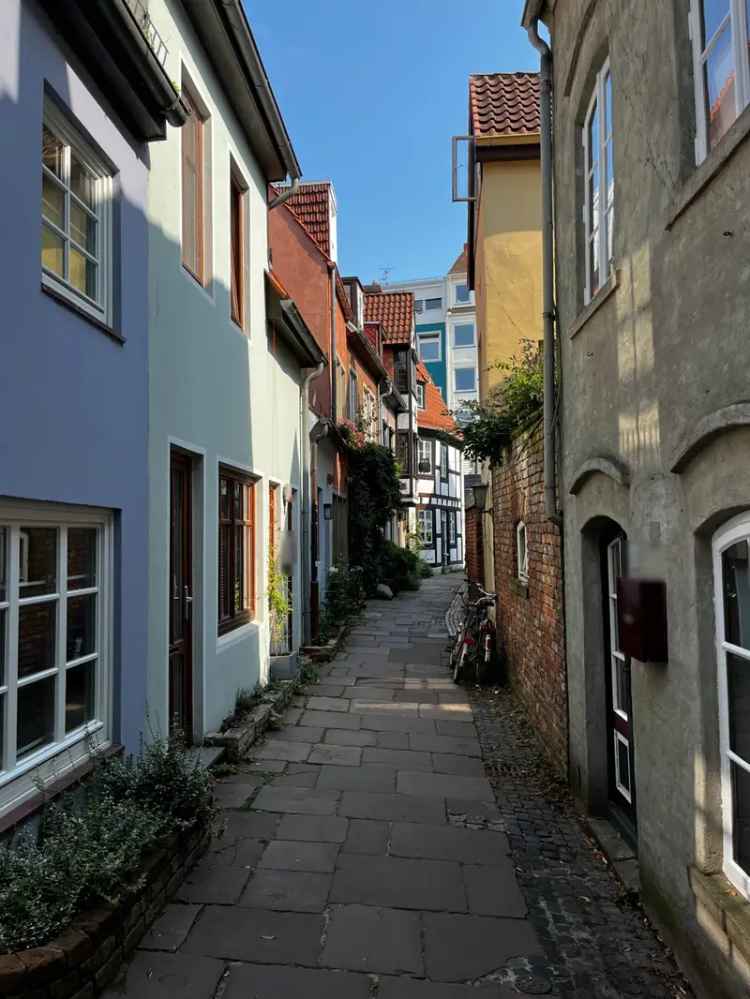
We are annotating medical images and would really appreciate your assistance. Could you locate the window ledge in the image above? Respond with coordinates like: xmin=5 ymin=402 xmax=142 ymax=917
xmin=0 ymin=743 xmax=122 ymax=835
xmin=42 ymin=283 xmax=125 ymax=344
xmin=689 ymin=866 xmax=750 ymax=967
xmin=568 ymin=270 xmax=619 ymax=339
xmin=667 ymin=104 xmax=750 ymax=231
xmin=217 ymin=619 xmax=260 ymax=653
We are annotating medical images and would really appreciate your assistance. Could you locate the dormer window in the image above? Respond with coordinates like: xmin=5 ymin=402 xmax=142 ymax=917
xmin=417 ymin=383 xmax=425 ymax=409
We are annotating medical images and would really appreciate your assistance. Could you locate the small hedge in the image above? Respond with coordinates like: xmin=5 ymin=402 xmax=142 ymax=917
xmin=380 ymin=540 xmax=422 ymax=594
xmin=0 ymin=738 xmax=214 ymax=954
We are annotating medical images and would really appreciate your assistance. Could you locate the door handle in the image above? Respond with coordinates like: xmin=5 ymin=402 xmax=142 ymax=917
xmin=184 ymin=585 xmax=193 ymax=620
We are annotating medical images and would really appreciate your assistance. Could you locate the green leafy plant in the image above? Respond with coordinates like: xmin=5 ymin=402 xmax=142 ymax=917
xmin=319 ymin=563 xmax=366 ymax=642
xmin=267 ymin=552 xmax=290 ymax=645
xmin=0 ymin=738 xmax=215 ymax=953
xmin=379 ymin=540 xmax=421 ymax=593
xmin=344 ymin=441 xmax=402 ymax=594
xmin=461 ymin=340 xmax=543 ymax=467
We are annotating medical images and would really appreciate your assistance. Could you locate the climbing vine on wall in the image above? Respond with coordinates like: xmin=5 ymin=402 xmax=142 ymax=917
xmin=344 ymin=439 xmax=402 ymax=591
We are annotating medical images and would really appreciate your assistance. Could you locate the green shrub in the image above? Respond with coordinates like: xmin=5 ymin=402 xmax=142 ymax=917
xmin=318 ymin=562 xmax=366 ymax=641
xmin=0 ymin=739 xmax=215 ymax=954
xmin=379 ymin=541 xmax=422 ymax=594
xmin=419 ymin=561 xmax=433 ymax=579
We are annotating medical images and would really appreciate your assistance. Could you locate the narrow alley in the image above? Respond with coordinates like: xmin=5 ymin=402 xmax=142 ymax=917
xmin=106 ymin=577 xmax=690 ymax=999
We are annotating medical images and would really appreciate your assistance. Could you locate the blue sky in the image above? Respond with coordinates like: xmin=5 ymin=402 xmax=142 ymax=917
xmin=247 ymin=0 xmax=535 ymax=284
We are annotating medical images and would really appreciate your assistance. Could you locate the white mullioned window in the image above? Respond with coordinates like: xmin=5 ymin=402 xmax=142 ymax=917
xmin=417 ymin=509 xmax=433 ymax=546
xmin=582 ymin=61 xmax=614 ymax=304
xmin=0 ymin=501 xmax=112 ymax=816
xmin=417 ymin=438 xmax=432 ymax=474
xmin=607 ymin=536 xmax=632 ymax=802
xmin=689 ymin=0 xmax=750 ymax=162
xmin=42 ymin=97 xmax=114 ymax=325
xmin=516 ymin=521 xmax=528 ymax=582
xmin=714 ymin=512 xmax=750 ymax=898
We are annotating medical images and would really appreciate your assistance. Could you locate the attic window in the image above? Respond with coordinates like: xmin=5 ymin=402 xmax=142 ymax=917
xmin=417 ymin=383 xmax=425 ymax=409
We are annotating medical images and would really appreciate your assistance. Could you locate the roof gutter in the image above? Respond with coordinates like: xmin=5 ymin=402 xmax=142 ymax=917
xmin=269 ymin=177 xmax=300 ymax=210
xmin=526 ymin=15 xmax=559 ymax=525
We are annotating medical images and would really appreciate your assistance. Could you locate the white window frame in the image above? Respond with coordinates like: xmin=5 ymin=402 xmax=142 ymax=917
xmin=0 ymin=500 xmax=113 ymax=818
xmin=42 ymin=98 xmax=114 ymax=326
xmin=689 ymin=0 xmax=750 ymax=163
xmin=417 ymin=438 xmax=433 ymax=475
xmin=417 ymin=509 xmax=433 ymax=546
xmin=454 ymin=283 xmax=471 ymax=305
xmin=613 ymin=729 xmax=632 ymax=803
xmin=453 ymin=322 xmax=476 ymax=348
xmin=607 ymin=536 xmax=629 ymax=722
xmin=416 ymin=383 xmax=425 ymax=409
xmin=418 ymin=332 xmax=441 ymax=363
xmin=363 ymin=386 xmax=377 ymax=441
xmin=516 ymin=521 xmax=528 ymax=582
xmin=582 ymin=60 xmax=614 ymax=305
xmin=425 ymin=297 xmax=442 ymax=312
xmin=454 ymin=365 xmax=477 ymax=394
xmin=714 ymin=512 xmax=750 ymax=898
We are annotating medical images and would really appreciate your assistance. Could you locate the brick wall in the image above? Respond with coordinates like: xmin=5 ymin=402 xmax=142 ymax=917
xmin=491 ymin=420 xmax=567 ymax=776
xmin=465 ymin=505 xmax=485 ymax=586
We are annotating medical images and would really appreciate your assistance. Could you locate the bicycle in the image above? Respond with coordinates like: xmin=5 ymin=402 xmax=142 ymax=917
xmin=450 ymin=583 xmax=497 ymax=686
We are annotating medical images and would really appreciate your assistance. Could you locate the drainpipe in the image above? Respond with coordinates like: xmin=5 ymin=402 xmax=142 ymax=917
xmin=329 ymin=264 xmax=337 ymax=420
xmin=527 ymin=17 xmax=559 ymax=525
xmin=269 ymin=177 xmax=300 ymax=210
xmin=300 ymin=361 xmax=325 ymax=644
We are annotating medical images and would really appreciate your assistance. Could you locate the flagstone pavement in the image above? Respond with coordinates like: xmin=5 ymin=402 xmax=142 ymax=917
xmin=104 ymin=575 xmax=689 ymax=998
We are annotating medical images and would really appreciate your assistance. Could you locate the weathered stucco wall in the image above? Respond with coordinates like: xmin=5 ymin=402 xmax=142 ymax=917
xmin=547 ymin=0 xmax=750 ymax=994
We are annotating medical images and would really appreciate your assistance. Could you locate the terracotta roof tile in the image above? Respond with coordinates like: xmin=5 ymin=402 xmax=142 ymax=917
xmin=449 ymin=244 xmax=468 ymax=275
xmin=469 ymin=72 xmax=540 ymax=139
xmin=282 ymin=182 xmax=332 ymax=257
xmin=417 ymin=367 xmax=459 ymax=435
xmin=364 ymin=291 xmax=414 ymax=345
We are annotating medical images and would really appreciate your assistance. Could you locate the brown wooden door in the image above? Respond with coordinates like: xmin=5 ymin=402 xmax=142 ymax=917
xmin=169 ymin=450 xmax=193 ymax=740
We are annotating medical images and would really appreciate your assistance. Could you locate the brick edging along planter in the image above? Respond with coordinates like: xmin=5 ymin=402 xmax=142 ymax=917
xmin=0 ymin=820 xmax=210 ymax=999
xmin=204 ymin=673 xmax=301 ymax=762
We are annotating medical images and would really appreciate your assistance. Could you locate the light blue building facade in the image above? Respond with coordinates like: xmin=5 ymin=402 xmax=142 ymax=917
xmin=0 ymin=0 xmax=184 ymax=819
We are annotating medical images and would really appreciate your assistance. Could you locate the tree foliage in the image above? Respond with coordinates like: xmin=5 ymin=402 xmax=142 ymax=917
xmin=461 ymin=340 xmax=544 ymax=467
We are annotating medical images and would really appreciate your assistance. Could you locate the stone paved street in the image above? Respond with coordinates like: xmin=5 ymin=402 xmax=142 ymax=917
xmin=105 ymin=576 xmax=692 ymax=997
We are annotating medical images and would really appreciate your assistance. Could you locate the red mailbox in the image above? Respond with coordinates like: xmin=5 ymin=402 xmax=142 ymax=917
xmin=616 ymin=578 xmax=668 ymax=663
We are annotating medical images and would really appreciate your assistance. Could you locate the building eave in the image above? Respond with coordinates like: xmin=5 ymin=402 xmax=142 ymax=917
xmin=41 ymin=0 xmax=189 ymax=141
xmin=181 ymin=0 xmax=301 ymax=181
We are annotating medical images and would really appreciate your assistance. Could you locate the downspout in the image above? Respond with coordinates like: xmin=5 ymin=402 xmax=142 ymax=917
xmin=527 ymin=17 xmax=560 ymax=525
xmin=329 ymin=264 xmax=337 ymax=421
xmin=300 ymin=361 xmax=325 ymax=644
xmin=269 ymin=177 xmax=300 ymax=210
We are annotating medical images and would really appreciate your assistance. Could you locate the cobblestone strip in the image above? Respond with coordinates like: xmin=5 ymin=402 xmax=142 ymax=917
xmin=470 ymin=686 xmax=694 ymax=999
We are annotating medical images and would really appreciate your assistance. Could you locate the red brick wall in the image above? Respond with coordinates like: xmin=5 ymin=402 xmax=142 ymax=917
xmin=465 ymin=505 xmax=485 ymax=586
xmin=491 ymin=421 xmax=567 ymax=776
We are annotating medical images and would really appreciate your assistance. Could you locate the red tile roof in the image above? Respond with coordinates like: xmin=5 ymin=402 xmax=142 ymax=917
xmin=364 ymin=291 xmax=414 ymax=345
xmin=469 ymin=72 xmax=540 ymax=139
xmin=418 ymin=367 xmax=459 ymax=435
xmin=282 ymin=182 xmax=332 ymax=257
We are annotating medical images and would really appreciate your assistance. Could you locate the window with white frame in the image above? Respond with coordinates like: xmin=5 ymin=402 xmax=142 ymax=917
xmin=417 ymin=438 xmax=432 ymax=474
xmin=418 ymin=332 xmax=441 ymax=363
xmin=454 ymin=366 xmax=476 ymax=393
xmin=42 ymin=99 xmax=113 ymax=324
xmin=583 ymin=61 xmax=614 ymax=304
xmin=690 ymin=0 xmax=750 ymax=161
xmin=425 ymin=297 xmax=442 ymax=311
xmin=714 ymin=513 xmax=750 ymax=897
xmin=454 ymin=283 xmax=471 ymax=304
xmin=417 ymin=383 xmax=425 ymax=409
xmin=0 ymin=503 xmax=111 ymax=813
xmin=363 ymin=387 xmax=377 ymax=441
xmin=417 ymin=509 xmax=433 ymax=546
xmin=453 ymin=323 xmax=475 ymax=348
xmin=516 ymin=521 xmax=528 ymax=582
xmin=440 ymin=444 xmax=449 ymax=480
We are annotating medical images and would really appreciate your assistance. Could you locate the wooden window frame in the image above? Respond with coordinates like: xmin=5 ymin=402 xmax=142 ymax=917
xmin=181 ymin=79 xmax=207 ymax=286
xmin=230 ymin=163 xmax=247 ymax=329
xmin=689 ymin=0 xmax=750 ymax=163
xmin=218 ymin=466 xmax=256 ymax=636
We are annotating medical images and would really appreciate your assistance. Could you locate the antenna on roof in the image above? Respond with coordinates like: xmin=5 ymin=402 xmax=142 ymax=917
xmin=380 ymin=265 xmax=394 ymax=284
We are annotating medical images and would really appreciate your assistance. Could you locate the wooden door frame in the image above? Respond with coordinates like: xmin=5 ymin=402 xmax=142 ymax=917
xmin=169 ymin=448 xmax=194 ymax=741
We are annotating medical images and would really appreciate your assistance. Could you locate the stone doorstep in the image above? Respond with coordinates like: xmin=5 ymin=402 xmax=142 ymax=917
xmin=584 ymin=816 xmax=640 ymax=894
